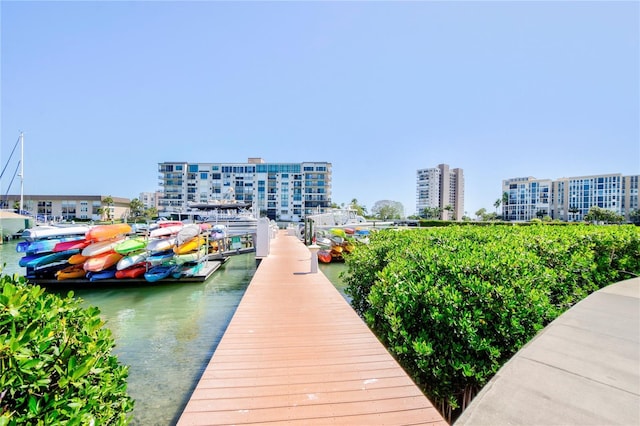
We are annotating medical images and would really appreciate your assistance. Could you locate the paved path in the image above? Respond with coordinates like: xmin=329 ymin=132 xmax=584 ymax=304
xmin=178 ymin=230 xmax=446 ymax=425
xmin=455 ymin=277 xmax=640 ymax=425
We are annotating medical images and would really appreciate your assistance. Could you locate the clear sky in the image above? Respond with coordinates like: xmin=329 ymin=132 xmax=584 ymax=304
xmin=1 ymin=1 xmax=638 ymax=217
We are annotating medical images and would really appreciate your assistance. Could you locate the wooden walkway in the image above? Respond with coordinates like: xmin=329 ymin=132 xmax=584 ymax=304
xmin=178 ymin=230 xmax=446 ymax=425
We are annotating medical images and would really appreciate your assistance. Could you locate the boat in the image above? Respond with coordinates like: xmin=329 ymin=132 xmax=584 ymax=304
xmin=117 ymin=251 xmax=148 ymax=270
xmin=146 ymin=236 xmax=177 ymax=253
xmin=83 ymin=251 xmax=123 ymax=272
xmin=114 ymin=237 xmax=147 ymax=254
xmin=22 ymin=249 xmax=79 ymax=268
xmin=174 ymin=245 xmax=207 ymax=265
xmin=17 ymin=237 xmax=78 ymax=254
xmin=317 ymin=250 xmax=332 ymax=264
xmin=56 ymin=264 xmax=86 ymax=281
xmin=21 ymin=224 xmax=91 ymax=242
xmin=82 ymin=237 xmax=126 ymax=257
xmin=144 ymin=264 xmax=176 ymax=282
xmin=115 ymin=263 xmax=148 ymax=279
xmin=53 ymin=238 xmax=91 ymax=252
xmin=162 ymin=198 xmax=258 ymax=235
xmin=147 ymin=249 xmax=175 ymax=266
xmin=150 ymin=224 xmax=183 ymax=238
xmin=87 ymin=268 xmax=117 ymax=281
xmin=68 ymin=253 xmax=89 ymax=265
xmin=176 ymin=224 xmax=201 ymax=244
xmin=174 ymin=236 xmax=205 ymax=255
xmin=86 ymin=223 xmax=132 ymax=242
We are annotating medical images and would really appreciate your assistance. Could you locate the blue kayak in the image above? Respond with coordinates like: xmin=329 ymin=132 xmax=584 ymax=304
xmin=144 ymin=265 xmax=176 ymax=282
xmin=87 ymin=268 xmax=117 ymax=282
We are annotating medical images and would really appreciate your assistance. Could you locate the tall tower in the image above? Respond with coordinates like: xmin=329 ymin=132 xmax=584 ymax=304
xmin=416 ymin=164 xmax=464 ymax=220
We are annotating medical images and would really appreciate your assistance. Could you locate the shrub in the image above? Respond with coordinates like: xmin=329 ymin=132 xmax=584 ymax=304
xmin=342 ymin=225 xmax=640 ymax=422
xmin=0 ymin=274 xmax=134 ymax=425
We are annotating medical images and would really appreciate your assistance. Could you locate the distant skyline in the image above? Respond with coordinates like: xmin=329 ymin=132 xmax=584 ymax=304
xmin=2 ymin=1 xmax=638 ymax=217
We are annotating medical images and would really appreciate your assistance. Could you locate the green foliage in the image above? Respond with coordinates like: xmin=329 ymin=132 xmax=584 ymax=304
xmin=342 ymin=225 xmax=640 ymax=421
xmin=0 ymin=275 xmax=134 ymax=424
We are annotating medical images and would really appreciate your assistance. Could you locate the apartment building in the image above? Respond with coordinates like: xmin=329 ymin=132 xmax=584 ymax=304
xmin=502 ymin=173 xmax=639 ymax=222
xmin=416 ymin=164 xmax=464 ymax=220
xmin=3 ymin=194 xmax=131 ymax=222
xmin=158 ymin=158 xmax=332 ymax=221
xmin=139 ymin=191 xmax=161 ymax=211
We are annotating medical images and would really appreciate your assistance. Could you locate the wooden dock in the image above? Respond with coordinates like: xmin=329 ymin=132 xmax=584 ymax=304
xmin=178 ymin=230 xmax=447 ymax=425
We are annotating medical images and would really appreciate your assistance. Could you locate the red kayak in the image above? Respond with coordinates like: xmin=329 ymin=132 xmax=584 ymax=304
xmin=53 ymin=238 xmax=90 ymax=252
xmin=317 ymin=250 xmax=332 ymax=264
xmin=115 ymin=263 xmax=148 ymax=279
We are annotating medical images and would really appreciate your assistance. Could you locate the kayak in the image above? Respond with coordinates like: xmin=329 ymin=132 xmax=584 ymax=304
xmin=82 ymin=237 xmax=126 ymax=257
xmin=83 ymin=251 xmax=123 ymax=272
xmin=115 ymin=263 xmax=148 ymax=279
xmin=144 ymin=264 xmax=176 ymax=282
xmin=53 ymin=238 xmax=90 ymax=252
xmin=147 ymin=250 xmax=175 ymax=266
xmin=150 ymin=224 xmax=183 ymax=238
xmin=85 ymin=223 xmax=132 ymax=242
xmin=114 ymin=237 xmax=148 ymax=255
xmin=56 ymin=264 xmax=86 ymax=281
xmin=174 ymin=245 xmax=207 ymax=265
xmin=176 ymin=224 xmax=201 ymax=245
xmin=23 ymin=249 xmax=80 ymax=268
xmin=68 ymin=253 xmax=90 ymax=265
xmin=87 ymin=268 xmax=117 ymax=282
xmin=117 ymin=251 xmax=148 ymax=270
xmin=147 ymin=237 xmax=177 ymax=253
xmin=174 ymin=236 xmax=205 ymax=255
xmin=172 ymin=262 xmax=203 ymax=278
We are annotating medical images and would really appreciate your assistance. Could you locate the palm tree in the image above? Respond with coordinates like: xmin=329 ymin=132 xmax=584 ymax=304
xmin=494 ymin=198 xmax=501 ymax=214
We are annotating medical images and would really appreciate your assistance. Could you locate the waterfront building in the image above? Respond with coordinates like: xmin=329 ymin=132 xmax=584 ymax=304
xmin=139 ymin=191 xmax=161 ymax=210
xmin=502 ymin=173 xmax=639 ymax=222
xmin=3 ymin=194 xmax=131 ymax=222
xmin=416 ymin=164 xmax=464 ymax=220
xmin=158 ymin=158 xmax=332 ymax=221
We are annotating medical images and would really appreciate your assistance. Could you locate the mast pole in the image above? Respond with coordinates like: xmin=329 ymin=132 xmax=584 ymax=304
xmin=19 ymin=132 xmax=24 ymax=214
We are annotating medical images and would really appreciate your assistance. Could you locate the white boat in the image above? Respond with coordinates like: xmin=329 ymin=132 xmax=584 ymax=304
xmin=163 ymin=200 xmax=258 ymax=235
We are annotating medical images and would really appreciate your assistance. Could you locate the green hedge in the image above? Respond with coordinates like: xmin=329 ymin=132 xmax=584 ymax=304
xmin=342 ymin=225 xmax=640 ymax=421
xmin=0 ymin=275 xmax=133 ymax=425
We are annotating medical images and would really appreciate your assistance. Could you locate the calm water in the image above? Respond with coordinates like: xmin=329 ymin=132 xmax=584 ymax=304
xmin=0 ymin=239 xmax=349 ymax=425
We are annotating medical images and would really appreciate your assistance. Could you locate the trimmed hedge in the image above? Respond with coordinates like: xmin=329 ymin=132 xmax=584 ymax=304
xmin=0 ymin=274 xmax=133 ymax=425
xmin=342 ymin=225 xmax=640 ymax=421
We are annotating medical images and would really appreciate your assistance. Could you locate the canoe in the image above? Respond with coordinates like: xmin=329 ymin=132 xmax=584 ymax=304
xmin=68 ymin=253 xmax=90 ymax=265
xmin=82 ymin=237 xmax=125 ymax=257
xmin=146 ymin=237 xmax=177 ymax=253
xmin=87 ymin=268 xmax=117 ymax=282
xmin=173 ymin=236 xmax=205 ymax=255
xmin=149 ymin=224 xmax=183 ymax=238
xmin=144 ymin=264 xmax=176 ymax=282
xmin=115 ymin=263 xmax=148 ymax=279
xmin=174 ymin=245 xmax=207 ymax=265
xmin=56 ymin=264 xmax=86 ymax=281
xmin=176 ymin=224 xmax=201 ymax=245
xmin=22 ymin=225 xmax=90 ymax=242
xmin=117 ymin=251 xmax=149 ymax=270
xmin=114 ymin=237 xmax=148 ymax=255
xmin=83 ymin=251 xmax=123 ymax=272
xmin=19 ymin=252 xmax=53 ymax=267
xmin=53 ymin=238 xmax=90 ymax=252
xmin=172 ymin=262 xmax=203 ymax=278
xmin=23 ymin=249 xmax=80 ymax=268
xmin=85 ymin=223 xmax=132 ymax=242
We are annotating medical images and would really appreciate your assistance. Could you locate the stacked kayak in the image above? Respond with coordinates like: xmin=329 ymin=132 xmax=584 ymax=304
xmin=18 ymin=220 xmax=222 ymax=283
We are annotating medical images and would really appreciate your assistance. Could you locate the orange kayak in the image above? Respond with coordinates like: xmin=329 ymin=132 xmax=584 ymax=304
xmin=83 ymin=251 xmax=123 ymax=272
xmin=86 ymin=223 xmax=132 ymax=242
xmin=56 ymin=264 xmax=86 ymax=281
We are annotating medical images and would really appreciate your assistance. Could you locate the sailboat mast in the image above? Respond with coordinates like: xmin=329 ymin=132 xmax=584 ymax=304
xmin=19 ymin=132 xmax=24 ymax=213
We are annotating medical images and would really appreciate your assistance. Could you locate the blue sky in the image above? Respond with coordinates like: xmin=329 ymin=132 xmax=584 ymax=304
xmin=2 ymin=1 xmax=638 ymax=217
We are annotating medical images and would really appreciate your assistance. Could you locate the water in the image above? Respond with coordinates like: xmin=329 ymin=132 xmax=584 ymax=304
xmin=1 ymin=239 xmax=350 ymax=425
xmin=1 ymin=239 xmax=255 ymax=425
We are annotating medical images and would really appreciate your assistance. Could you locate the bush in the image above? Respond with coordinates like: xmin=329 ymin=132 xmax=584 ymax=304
xmin=0 ymin=274 xmax=134 ymax=425
xmin=342 ymin=225 xmax=640 ymax=422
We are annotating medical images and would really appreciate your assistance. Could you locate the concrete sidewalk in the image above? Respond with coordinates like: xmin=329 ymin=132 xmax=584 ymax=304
xmin=455 ymin=277 xmax=640 ymax=425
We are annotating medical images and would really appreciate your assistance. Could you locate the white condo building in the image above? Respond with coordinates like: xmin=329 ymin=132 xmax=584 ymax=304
xmin=416 ymin=164 xmax=464 ymax=220
xmin=502 ymin=173 xmax=639 ymax=222
xmin=158 ymin=158 xmax=332 ymax=222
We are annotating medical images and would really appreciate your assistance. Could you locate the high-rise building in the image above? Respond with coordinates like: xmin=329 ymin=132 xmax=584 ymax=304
xmin=502 ymin=173 xmax=639 ymax=222
xmin=416 ymin=164 xmax=464 ymax=220
xmin=157 ymin=158 xmax=332 ymax=221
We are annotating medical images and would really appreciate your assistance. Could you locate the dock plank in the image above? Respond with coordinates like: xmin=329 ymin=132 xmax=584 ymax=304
xmin=178 ymin=230 xmax=446 ymax=425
